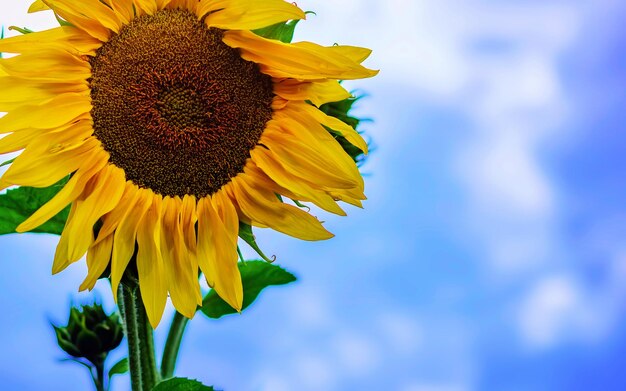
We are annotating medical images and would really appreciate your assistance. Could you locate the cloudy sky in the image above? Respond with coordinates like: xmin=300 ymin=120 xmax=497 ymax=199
xmin=1 ymin=0 xmax=626 ymax=390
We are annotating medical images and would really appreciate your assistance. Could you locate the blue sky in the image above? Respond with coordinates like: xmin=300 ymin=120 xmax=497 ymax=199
xmin=1 ymin=1 xmax=626 ymax=390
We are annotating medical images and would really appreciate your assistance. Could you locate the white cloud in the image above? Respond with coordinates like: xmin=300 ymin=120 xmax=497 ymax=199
xmin=378 ymin=312 xmax=423 ymax=356
xmin=517 ymin=275 xmax=586 ymax=348
xmin=284 ymin=286 xmax=334 ymax=329
xmin=332 ymin=332 xmax=381 ymax=376
xmin=298 ymin=0 xmax=579 ymax=273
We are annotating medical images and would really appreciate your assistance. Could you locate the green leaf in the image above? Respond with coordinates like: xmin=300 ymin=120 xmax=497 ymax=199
xmin=108 ymin=357 xmax=129 ymax=378
xmin=238 ymin=222 xmax=274 ymax=263
xmin=200 ymin=261 xmax=296 ymax=319
xmin=0 ymin=178 xmax=70 ymax=235
xmin=253 ymin=19 xmax=301 ymax=43
xmin=152 ymin=377 xmax=215 ymax=391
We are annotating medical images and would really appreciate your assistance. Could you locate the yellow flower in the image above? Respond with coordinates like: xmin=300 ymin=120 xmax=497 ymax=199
xmin=0 ymin=0 xmax=377 ymax=326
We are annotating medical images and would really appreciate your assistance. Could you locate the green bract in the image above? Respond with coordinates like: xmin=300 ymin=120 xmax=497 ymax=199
xmin=54 ymin=304 xmax=123 ymax=365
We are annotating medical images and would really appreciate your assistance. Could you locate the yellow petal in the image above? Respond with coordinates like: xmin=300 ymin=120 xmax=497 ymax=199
xmin=272 ymin=107 xmax=366 ymax=181
xmin=136 ymin=195 xmax=167 ymax=328
xmin=51 ymin=164 xmax=125 ymax=273
xmin=260 ymin=126 xmax=361 ymax=191
xmin=0 ymin=77 xmax=89 ymax=112
xmin=0 ymin=50 xmax=91 ymax=82
xmin=155 ymin=0 xmax=176 ymax=9
xmin=0 ymin=128 xmax=42 ymax=155
xmin=44 ymin=1 xmax=112 ymax=41
xmin=181 ymin=195 xmax=199 ymax=255
xmin=197 ymin=196 xmax=243 ymax=311
xmin=201 ymin=0 xmax=305 ymax=30
xmin=181 ymin=196 xmax=202 ymax=307
xmin=229 ymin=173 xmax=334 ymax=241
xmin=0 ymin=92 xmax=91 ymax=134
xmin=250 ymin=149 xmax=346 ymax=215
xmin=223 ymin=30 xmax=379 ymax=80
xmin=288 ymin=101 xmax=368 ymax=153
xmin=49 ymin=0 xmax=122 ymax=31
xmin=273 ymin=79 xmax=351 ymax=107
xmin=329 ymin=191 xmax=364 ymax=208
xmin=66 ymin=165 xmax=125 ymax=260
xmin=156 ymin=0 xmax=191 ymax=12
xmin=0 ymin=26 xmax=101 ymax=55
xmin=80 ymin=233 xmax=114 ymax=291
xmin=213 ymin=190 xmax=239 ymax=244
xmin=17 ymin=149 xmax=108 ymax=232
xmin=94 ymin=181 xmax=141 ymax=245
xmin=1 ymin=137 xmax=99 ymax=189
xmin=110 ymin=189 xmax=151 ymax=299
xmin=0 ymin=114 xmax=91 ymax=155
xmin=28 ymin=0 xmax=50 ymax=12
xmin=296 ymin=42 xmax=373 ymax=63
xmin=133 ymin=0 xmax=158 ymax=15
xmin=160 ymin=196 xmax=201 ymax=318
xmin=51 ymin=202 xmax=77 ymax=274
xmin=102 ymin=0 xmax=134 ymax=25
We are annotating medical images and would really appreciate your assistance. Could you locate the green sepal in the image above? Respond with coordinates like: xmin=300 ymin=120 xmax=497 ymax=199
xmin=152 ymin=377 xmax=215 ymax=391
xmin=253 ymin=19 xmax=301 ymax=43
xmin=291 ymin=199 xmax=310 ymax=210
xmin=319 ymin=94 xmax=371 ymax=165
xmin=200 ymin=260 xmax=296 ymax=319
xmin=54 ymin=325 xmax=81 ymax=357
xmin=108 ymin=357 xmax=129 ymax=378
xmin=54 ymin=14 xmax=72 ymax=27
xmin=0 ymin=178 xmax=70 ymax=235
xmin=0 ymin=158 xmax=15 ymax=168
xmin=253 ymin=12 xmax=315 ymax=43
xmin=8 ymin=26 xmax=33 ymax=34
xmin=238 ymin=222 xmax=275 ymax=263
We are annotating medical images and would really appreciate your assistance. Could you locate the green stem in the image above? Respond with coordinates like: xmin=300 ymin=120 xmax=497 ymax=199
xmin=161 ymin=311 xmax=189 ymax=379
xmin=119 ymin=282 xmax=160 ymax=391
xmin=138 ymin=300 xmax=159 ymax=389
xmin=94 ymin=361 xmax=105 ymax=391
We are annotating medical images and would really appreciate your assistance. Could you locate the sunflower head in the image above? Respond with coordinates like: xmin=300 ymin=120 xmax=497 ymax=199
xmin=0 ymin=0 xmax=377 ymax=327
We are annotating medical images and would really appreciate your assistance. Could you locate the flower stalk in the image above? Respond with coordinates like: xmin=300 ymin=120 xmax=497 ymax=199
xmin=118 ymin=280 xmax=159 ymax=391
xmin=161 ymin=311 xmax=189 ymax=379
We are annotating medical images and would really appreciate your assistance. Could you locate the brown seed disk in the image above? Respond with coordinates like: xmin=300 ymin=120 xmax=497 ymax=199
xmin=89 ymin=9 xmax=274 ymax=198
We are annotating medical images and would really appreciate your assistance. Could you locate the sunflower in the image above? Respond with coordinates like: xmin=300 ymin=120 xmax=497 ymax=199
xmin=0 ymin=0 xmax=377 ymax=327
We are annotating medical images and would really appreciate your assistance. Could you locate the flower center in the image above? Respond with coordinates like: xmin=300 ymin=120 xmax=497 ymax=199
xmin=89 ymin=9 xmax=274 ymax=198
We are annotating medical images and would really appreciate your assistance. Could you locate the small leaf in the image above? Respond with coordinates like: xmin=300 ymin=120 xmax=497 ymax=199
xmin=0 ymin=178 xmax=70 ymax=235
xmin=108 ymin=357 xmax=129 ymax=377
xmin=200 ymin=261 xmax=296 ymax=319
xmin=152 ymin=377 xmax=215 ymax=391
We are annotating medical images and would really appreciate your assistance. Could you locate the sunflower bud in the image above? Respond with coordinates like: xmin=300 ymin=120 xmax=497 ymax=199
xmin=53 ymin=304 xmax=123 ymax=365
